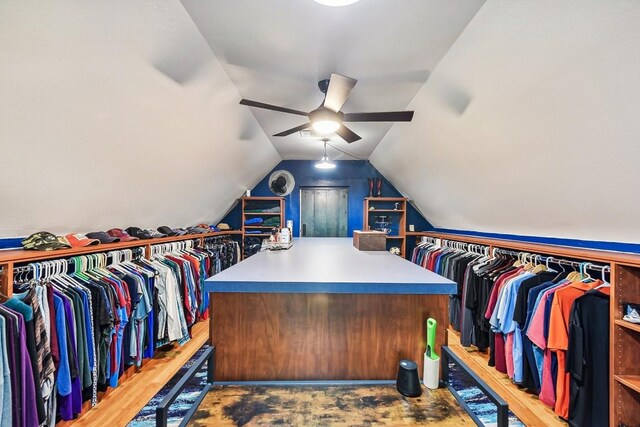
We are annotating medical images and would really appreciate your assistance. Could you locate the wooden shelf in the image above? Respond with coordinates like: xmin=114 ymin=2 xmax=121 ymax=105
xmin=244 ymin=226 xmax=278 ymax=229
xmin=615 ymin=375 xmax=640 ymax=394
xmin=410 ymin=231 xmax=640 ymax=267
xmin=0 ymin=231 xmax=238 ymax=264
xmin=406 ymin=231 xmax=430 ymax=236
xmin=364 ymin=197 xmax=407 ymax=201
xmin=244 ymin=212 xmax=281 ymax=216
xmin=615 ymin=319 xmax=640 ymax=333
xmin=242 ymin=196 xmax=283 ymax=201
xmin=244 ymin=233 xmax=272 ymax=237
xmin=363 ymin=197 xmax=407 ymax=258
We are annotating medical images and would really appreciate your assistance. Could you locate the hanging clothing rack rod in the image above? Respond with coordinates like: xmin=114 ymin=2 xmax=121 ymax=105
xmin=419 ymin=236 xmax=610 ymax=272
xmin=12 ymin=247 xmax=145 ymax=274
xmin=492 ymin=247 xmax=611 ymax=272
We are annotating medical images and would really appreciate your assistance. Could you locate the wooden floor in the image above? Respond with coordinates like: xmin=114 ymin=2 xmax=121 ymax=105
xmin=447 ymin=329 xmax=565 ymax=427
xmin=59 ymin=321 xmax=209 ymax=427
xmin=188 ymin=384 xmax=473 ymax=426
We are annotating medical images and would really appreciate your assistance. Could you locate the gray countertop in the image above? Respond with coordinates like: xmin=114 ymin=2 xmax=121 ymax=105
xmin=204 ymin=238 xmax=456 ymax=294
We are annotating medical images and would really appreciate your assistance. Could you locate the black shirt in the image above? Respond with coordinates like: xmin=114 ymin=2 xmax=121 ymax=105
xmin=567 ymin=289 xmax=610 ymax=427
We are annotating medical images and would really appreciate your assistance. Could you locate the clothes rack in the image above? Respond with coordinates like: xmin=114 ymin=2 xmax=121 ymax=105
xmin=0 ymin=230 xmax=242 ymax=427
xmin=409 ymin=231 xmax=640 ymax=427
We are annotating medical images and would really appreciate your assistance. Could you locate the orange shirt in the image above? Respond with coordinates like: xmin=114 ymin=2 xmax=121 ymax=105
xmin=547 ymin=280 xmax=601 ymax=419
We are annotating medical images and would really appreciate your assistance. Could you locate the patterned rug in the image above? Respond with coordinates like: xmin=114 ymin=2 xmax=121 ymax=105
xmin=188 ymin=384 xmax=473 ymax=426
xmin=446 ymin=362 xmax=524 ymax=427
xmin=129 ymin=345 xmax=524 ymax=426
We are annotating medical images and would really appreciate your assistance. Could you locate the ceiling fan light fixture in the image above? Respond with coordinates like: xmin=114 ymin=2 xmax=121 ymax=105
xmin=312 ymin=120 xmax=340 ymax=135
xmin=313 ymin=0 xmax=361 ymax=6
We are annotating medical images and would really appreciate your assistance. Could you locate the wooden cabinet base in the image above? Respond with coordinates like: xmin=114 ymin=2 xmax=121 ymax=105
xmin=210 ymin=293 xmax=448 ymax=381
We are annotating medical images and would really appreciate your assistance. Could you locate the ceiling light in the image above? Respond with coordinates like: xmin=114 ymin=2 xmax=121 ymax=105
xmin=314 ymin=0 xmax=361 ymax=6
xmin=312 ymin=120 xmax=340 ymax=135
xmin=315 ymin=155 xmax=336 ymax=169
xmin=315 ymin=140 xmax=336 ymax=169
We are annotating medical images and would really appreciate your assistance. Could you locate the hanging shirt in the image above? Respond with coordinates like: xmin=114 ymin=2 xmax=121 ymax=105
xmin=547 ymin=280 xmax=601 ymax=419
xmin=0 ymin=315 xmax=12 ymax=427
xmin=567 ymin=289 xmax=610 ymax=427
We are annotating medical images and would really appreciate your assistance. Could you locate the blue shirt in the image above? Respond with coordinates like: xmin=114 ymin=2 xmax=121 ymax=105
xmin=53 ymin=295 xmax=72 ymax=396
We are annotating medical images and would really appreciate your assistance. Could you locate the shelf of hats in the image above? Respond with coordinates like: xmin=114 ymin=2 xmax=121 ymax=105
xmin=0 ymin=223 xmax=242 ymax=299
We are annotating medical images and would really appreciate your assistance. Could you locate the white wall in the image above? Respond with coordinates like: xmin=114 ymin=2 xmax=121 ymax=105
xmin=0 ymin=0 xmax=281 ymax=238
xmin=371 ymin=0 xmax=640 ymax=243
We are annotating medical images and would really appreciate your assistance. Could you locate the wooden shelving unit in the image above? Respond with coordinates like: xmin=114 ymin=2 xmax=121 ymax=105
xmin=612 ymin=263 xmax=640 ymax=427
xmin=407 ymin=231 xmax=640 ymax=426
xmin=241 ymin=196 xmax=285 ymax=259
xmin=0 ymin=230 xmax=240 ymax=425
xmin=0 ymin=230 xmax=241 ymax=300
xmin=363 ymin=197 xmax=407 ymax=257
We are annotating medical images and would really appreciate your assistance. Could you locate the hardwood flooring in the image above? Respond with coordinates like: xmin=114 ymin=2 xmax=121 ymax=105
xmin=59 ymin=321 xmax=209 ymax=427
xmin=447 ymin=329 xmax=565 ymax=427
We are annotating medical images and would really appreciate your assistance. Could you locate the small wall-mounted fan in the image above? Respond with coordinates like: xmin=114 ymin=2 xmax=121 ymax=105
xmin=240 ymin=73 xmax=414 ymax=143
xmin=269 ymin=170 xmax=296 ymax=196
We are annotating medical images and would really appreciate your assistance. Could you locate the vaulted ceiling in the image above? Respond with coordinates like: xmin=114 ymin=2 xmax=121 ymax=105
xmin=1 ymin=0 xmax=639 ymax=244
xmin=181 ymin=0 xmax=485 ymax=160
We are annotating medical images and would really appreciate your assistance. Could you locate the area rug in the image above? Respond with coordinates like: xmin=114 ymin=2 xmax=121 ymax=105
xmin=188 ymin=384 xmax=473 ymax=426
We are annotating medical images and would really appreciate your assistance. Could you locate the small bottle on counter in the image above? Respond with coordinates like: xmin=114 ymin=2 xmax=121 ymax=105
xmin=281 ymin=227 xmax=291 ymax=244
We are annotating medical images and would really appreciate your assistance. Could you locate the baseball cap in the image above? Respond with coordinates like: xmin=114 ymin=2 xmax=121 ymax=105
xmin=125 ymin=227 xmax=152 ymax=240
xmin=86 ymin=231 xmax=120 ymax=244
xmin=146 ymin=228 xmax=167 ymax=238
xmin=172 ymin=228 xmax=188 ymax=236
xmin=107 ymin=228 xmax=139 ymax=242
xmin=62 ymin=233 xmax=101 ymax=247
xmin=187 ymin=226 xmax=208 ymax=234
xmin=157 ymin=226 xmax=178 ymax=237
xmin=217 ymin=223 xmax=231 ymax=230
xmin=197 ymin=223 xmax=213 ymax=230
xmin=22 ymin=232 xmax=71 ymax=251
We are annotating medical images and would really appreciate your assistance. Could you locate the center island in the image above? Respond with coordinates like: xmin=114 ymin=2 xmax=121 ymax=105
xmin=204 ymin=238 xmax=456 ymax=381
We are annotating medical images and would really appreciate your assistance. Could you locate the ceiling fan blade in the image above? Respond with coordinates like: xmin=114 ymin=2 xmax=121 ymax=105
xmin=273 ymin=123 xmax=312 ymax=137
xmin=240 ymin=99 xmax=308 ymax=116
xmin=343 ymin=111 xmax=414 ymax=122
xmin=335 ymin=125 xmax=361 ymax=144
xmin=323 ymin=74 xmax=357 ymax=113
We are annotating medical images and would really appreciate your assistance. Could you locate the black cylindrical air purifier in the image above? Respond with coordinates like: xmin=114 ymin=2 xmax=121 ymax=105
xmin=396 ymin=359 xmax=422 ymax=397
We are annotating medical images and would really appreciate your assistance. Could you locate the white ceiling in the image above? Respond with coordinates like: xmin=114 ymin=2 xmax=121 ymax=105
xmin=181 ymin=0 xmax=485 ymax=160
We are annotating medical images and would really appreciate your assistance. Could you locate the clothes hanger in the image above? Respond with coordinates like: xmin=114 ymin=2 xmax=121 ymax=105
xmin=594 ymin=265 xmax=611 ymax=289
xmin=532 ymin=255 xmax=548 ymax=274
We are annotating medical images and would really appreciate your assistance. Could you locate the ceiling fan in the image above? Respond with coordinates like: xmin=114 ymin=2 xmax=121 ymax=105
xmin=239 ymin=74 xmax=414 ymax=143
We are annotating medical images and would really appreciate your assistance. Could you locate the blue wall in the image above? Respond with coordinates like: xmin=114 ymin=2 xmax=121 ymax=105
xmin=223 ymin=160 xmax=433 ymax=238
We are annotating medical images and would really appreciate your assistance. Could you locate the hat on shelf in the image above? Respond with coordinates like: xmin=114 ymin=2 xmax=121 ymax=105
xmin=107 ymin=228 xmax=139 ymax=242
xmin=145 ymin=228 xmax=167 ymax=238
xmin=216 ymin=223 xmax=231 ymax=230
xmin=61 ymin=233 xmax=101 ymax=247
xmin=172 ymin=228 xmax=188 ymax=236
xmin=125 ymin=227 xmax=152 ymax=240
xmin=86 ymin=231 xmax=120 ymax=244
xmin=157 ymin=226 xmax=178 ymax=237
xmin=22 ymin=231 xmax=71 ymax=251
xmin=187 ymin=226 xmax=208 ymax=234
